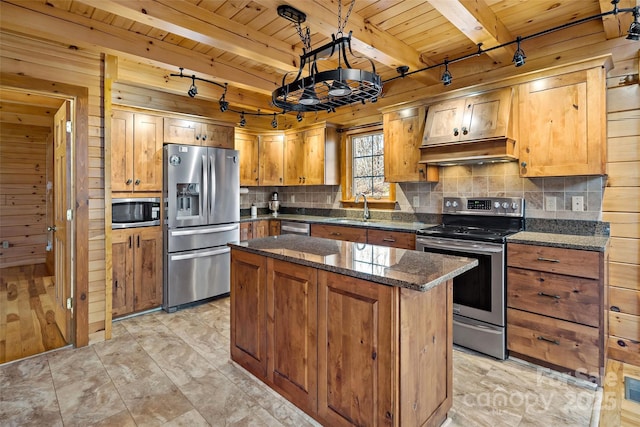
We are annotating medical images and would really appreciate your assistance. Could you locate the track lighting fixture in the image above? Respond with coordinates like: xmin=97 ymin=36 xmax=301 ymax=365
xmin=512 ymin=36 xmax=526 ymax=67
xmin=187 ymin=76 xmax=198 ymax=98
xmin=441 ymin=61 xmax=452 ymax=86
xmin=628 ymin=7 xmax=640 ymax=41
xmin=296 ymin=112 xmax=303 ymax=122
xmin=271 ymin=113 xmax=278 ymax=129
xmin=219 ymin=83 xmax=229 ymax=112
xmin=239 ymin=112 xmax=246 ymax=127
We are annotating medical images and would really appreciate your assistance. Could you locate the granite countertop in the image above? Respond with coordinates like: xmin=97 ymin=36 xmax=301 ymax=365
xmin=507 ymin=231 xmax=609 ymax=252
xmin=229 ymin=234 xmax=478 ymax=292
xmin=240 ymin=214 xmax=430 ymax=232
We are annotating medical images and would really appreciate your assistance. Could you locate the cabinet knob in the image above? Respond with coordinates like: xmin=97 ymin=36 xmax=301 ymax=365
xmin=520 ymin=161 xmax=527 ymax=167
xmin=462 ymin=127 xmax=468 ymax=135
xmin=135 ymin=179 xmax=141 ymax=185
xmin=453 ymin=128 xmax=459 ymax=136
xmin=126 ymin=179 xmax=132 ymax=185
xmin=196 ymin=135 xmax=200 ymax=140
xmin=202 ymin=135 xmax=207 ymax=141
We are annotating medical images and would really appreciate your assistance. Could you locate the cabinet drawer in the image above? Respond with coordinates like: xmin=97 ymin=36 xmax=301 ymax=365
xmin=507 ymin=268 xmax=600 ymax=327
xmin=310 ymin=224 xmax=367 ymax=243
xmin=507 ymin=308 xmax=600 ymax=376
xmin=367 ymin=229 xmax=416 ymax=249
xmin=507 ymin=243 xmax=599 ymax=279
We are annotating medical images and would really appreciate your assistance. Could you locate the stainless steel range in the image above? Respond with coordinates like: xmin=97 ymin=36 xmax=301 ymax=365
xmin=416 ymin=197 xmax=524 ymax=360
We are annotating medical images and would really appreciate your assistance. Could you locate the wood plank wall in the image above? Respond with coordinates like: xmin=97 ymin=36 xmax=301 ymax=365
xmin=603 ymin=52 xmax=640 ymax=366
xmin=0 ymin=122 xmax=50 ymax=268
xmin=0 ymin=32 xmax=106 ymax=337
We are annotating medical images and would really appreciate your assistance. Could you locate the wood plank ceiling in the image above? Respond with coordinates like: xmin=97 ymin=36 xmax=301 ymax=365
xmin=0 ymin=0 xmax=637 ymax=127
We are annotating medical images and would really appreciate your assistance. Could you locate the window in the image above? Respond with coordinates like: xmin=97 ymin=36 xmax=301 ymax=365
xmin=352 ymin=132 xmax=390 ymax=198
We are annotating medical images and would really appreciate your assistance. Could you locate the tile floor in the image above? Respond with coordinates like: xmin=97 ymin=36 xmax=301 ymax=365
xmin=0 ymin=297 xmax=602 ymax=426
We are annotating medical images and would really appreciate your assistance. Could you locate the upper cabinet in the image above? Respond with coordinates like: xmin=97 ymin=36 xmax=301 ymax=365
xmin=111 ymin=110 xmax=163 ymax=193
xmin=422 ymin=87 xmax=514 ymax=146
xmin=383 ymin=106 xmax=438 ymax=182
xmin=518 ymin=66 xmax=607 ymax=177
xmin=235 ymin=130 xmax=259 ymax=186
xmin=258 ymin=134 xmax=285 ymax=186
xmin=164 ymin=117 xmax=234 ymax=148
xmin=284 ymin=125 xmax=339 ymax=186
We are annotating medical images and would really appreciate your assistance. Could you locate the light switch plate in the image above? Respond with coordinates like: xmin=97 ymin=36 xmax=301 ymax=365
xmin=413 ymin=196 xmax=419 ymax=207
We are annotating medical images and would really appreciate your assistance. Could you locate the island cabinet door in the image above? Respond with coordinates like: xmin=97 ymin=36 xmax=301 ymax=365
xmin=317 ymin=270 xmax=395 ymax=427
xmin=266 ymin=259 xmax=318 ymax=415
xmin=230 ymin=250 xmax=267 ymax=378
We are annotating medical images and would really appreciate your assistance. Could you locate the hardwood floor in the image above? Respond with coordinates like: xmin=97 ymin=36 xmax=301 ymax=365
xmin=0 ymin=263 xmax=67 ymax=364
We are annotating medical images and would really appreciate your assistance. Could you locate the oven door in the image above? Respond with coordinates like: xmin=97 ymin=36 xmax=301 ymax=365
xmin=416 ymin=236 xmax=505 ymax=327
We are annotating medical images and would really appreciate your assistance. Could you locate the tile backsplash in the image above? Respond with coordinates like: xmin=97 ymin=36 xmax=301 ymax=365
xmin=241 ymin=162 xmax=605 ymax=221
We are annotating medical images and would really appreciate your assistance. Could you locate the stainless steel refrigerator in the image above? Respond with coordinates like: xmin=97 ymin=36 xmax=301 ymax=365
xmin=163 ymin=144 xmax=240 ymax=312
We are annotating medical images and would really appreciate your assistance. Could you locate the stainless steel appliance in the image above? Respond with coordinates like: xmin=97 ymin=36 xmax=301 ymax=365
xmin=268 ymin=191 xmax=280 ymax=216
xmin=416 ymin=197 xmax=524 ymax=360
xmin=163 ymin=144 xmax=240 ymax=312
xmin=280 ymin=221 xmax=310 ymax=236
xmin=112 ymin=197 xmax=160 ymax=229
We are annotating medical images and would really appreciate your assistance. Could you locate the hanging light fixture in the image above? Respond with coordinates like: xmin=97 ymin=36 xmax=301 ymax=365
xmin=441 ymin=60 xmax=452 ymax=86
xmin=296 ymin=112 xmax=303 ymax=122
xmin=628 ymin=7 xmax=640 ymax=40
xmin=512 ymin=36 xmax=526 ymax=67
xmin=239 ymin=112 xmax=246 ymax=127
xmin=272 ymin=2 xmax=382 ymax=113
xmin=271 ymin=113 xmax=278 ymax=129
xmin=187 ymin=76 xmax=198 ymax=98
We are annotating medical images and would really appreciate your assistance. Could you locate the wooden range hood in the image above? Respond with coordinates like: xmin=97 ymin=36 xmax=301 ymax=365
xmin=418 ymin=138 xmax=517 ymax=165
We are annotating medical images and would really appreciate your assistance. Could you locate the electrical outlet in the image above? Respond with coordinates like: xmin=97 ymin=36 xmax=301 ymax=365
xmin=326 ymin=195 xmax=332 ymax=204
xmin=545 ymin=196 xmax=556 ymax=211
xmin=572 ymin=196 xmax=584 ymax=212
xmin=413 ymin=196 xmax=420 ymax=207
xmin=291 ymin=195 xmax=295 ymax=203
xmin=2 ymin=240 xmax=9 ymax=249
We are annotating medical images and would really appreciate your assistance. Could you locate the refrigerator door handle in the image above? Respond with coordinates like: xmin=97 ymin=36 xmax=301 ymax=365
xmin=170 ymin=247 xmax=230 ymax=261
xmin=209 ymin=154 xmax=215 ymax=218
xmin=169 ymin=224 xmax=239 ymax=236
xmin=201 ymin=153 xmax=208 ymax=224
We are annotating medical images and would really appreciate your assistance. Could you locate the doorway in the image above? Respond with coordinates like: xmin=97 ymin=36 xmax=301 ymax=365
xmin=0 ymin=87 xmax=74 ymax=364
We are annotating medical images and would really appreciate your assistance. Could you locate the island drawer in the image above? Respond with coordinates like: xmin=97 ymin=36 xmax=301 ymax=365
xmin=310 ymin=223 xmax=367 ymax=243
xmin=367 ymin=229 xmax=416 ymax=249
xmin=507 ymin=243 xmax=600 ymax=279
xmin=507 ymin=308 xmax=600 ymax=376
xmin=507 ymin=268 xmax=600 ymax=327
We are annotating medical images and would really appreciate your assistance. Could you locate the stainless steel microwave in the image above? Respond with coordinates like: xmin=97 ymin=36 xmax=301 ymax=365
xmin=112 ymin=197 xmax=161 ymax=229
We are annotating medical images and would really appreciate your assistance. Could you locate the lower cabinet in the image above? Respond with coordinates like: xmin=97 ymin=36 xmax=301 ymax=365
xmin=230 ymin=249 xmax=453 ymax=426
xmin=112 ymin=226 xmax=162 ymax=317
xmin=239 ymin=219 xmax=269 ymax=241
xmin=269 ymin=219 xmax=280 ymax=236
xmin=367 ymin=229 xmax=416 ymax=250
xmin=310 ymin=224 xmax=367 ymax=243
xmin=312 ymin=224 xmax=416 ymax=249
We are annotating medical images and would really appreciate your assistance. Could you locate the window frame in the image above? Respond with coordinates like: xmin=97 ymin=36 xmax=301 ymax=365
xmin=340 ymin=125 xmax=396 ymax=209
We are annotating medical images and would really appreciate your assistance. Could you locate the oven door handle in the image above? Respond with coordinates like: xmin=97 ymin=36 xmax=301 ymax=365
xmin=417 ymin=239 xmax=503 ymax=255
xmin=453 ymin=319 xmax=502 ymax=334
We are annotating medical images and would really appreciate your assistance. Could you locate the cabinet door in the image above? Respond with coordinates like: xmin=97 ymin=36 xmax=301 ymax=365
xmin=461 ymin=87 xmax=512 ymax=141
xmin=133 ymin=114 xmax=163 ymax=192
xmin=111 ymin=110 xmax=134 ymax=192
xmin=267 ymin=259 xmax=318 ymax=414
xmin=367 ymin=229 xmax=416 ymax=249
xmin=163 ymin=118 xmax=197 ymax=144
xmin=253 ymin=220 xmax=269 ymax=238
xmin=384 ymin=107 xmax=429 ymax=182
xmin=200 ymin=123 xmax=234 ymax=149
xmin=269 ymin=220 xmax=280 ymax=236
xmin=230 ymin=250 xmax=268 ymax=378
xmin=317 ymin=270 xmax=393 ymax=426
xmin=284 ymin=131 xmax=305 ymax=185
xmin=310 ymin=224 xmax=367 ymax=243
xmin=259 ymin=135 xmax=284 ymax=186
xmin=303 ymin=127 xmax=325 ymax=185
xmin=518 ymin=68 xmax=605 ymax=176
xmin=239 ymin=222 xmax=252 ymax=241
xmin=112 ymin=229 xmax=134 ymax=317
xmin=422 ymin=98 xmax=466 ymax=146
xmin=133 ymin=226 xmax=162 ymax=311
xmin=235 ymin=131 xmax=259 ymax=186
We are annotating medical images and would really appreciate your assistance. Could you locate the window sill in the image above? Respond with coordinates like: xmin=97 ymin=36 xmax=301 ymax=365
xmin=341 ymin=200 xmax=397 ymax=210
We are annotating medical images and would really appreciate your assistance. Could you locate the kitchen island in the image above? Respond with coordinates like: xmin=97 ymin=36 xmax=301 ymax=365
xmin=229 ymin=235 xmax=477 ymax=427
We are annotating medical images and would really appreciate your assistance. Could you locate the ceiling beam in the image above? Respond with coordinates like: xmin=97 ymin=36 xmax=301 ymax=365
xmin=78 ymin=0 xmax=300 ymax=74
xmin=254 ymin=0 xmax=439 ymax=85
xmin=599 ymin=0 xmax=637 ymax=39
xmin=428 ymin=0 xmax=516 ymax=66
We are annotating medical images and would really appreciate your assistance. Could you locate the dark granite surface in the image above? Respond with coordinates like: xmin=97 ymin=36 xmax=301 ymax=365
xmin=240 ymin=213 xmax=434 ymax=232
xmin=524 ymin=218 xmax=610 ymax=237
xmin=507 ymin=231 xmax=609 ymax=252
xmin=229 ymin=234 xmax=478 ymax=292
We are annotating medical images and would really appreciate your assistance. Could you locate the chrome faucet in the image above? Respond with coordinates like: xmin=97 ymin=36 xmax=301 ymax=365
xmin=355 ymin=192 xmax=370 ymax=221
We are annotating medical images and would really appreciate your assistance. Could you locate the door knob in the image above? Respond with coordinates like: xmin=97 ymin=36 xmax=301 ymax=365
xmin=47 ymin=226 xmax=57 ymax=232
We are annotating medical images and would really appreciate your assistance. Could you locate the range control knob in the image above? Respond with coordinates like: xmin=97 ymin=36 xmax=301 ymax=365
xmin=502 ymin=202 xmax=510 ymax=209
xmin=494 ymin=201 xmax=501 ymax=209
xmin=445 ymin=201 xmax=452 ymax=208
xmin=452 ymin=201 xmax=459 ymax=208
xmin=511 ymin=202 xmax=519 ymax=210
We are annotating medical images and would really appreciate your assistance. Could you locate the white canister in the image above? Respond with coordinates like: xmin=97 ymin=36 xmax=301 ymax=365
xmin=250 ymin=204 xmax=257 ymax=218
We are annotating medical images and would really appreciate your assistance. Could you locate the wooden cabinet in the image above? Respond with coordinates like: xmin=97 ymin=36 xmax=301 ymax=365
xmin=269 ymin=220 xmax=280 ymax=236
xmin=267 ymin=259 xmax=318 ymax=414
xmin=235 ymin=130 xmax=259 ymax=186
xmin=230 ymin=249 xmax=267 ymax=377
xmin=367 ymin=229 xmax=416 ymax=250
xmin=111 ymin=226 xmax=162 ymax=317
xmin=383 ymin=106 xmax=438 ymax=182
xmin=517 ymin=67 xmax=607 ymax=176
xmin=164 ymin=117 xmax=234 ymax=148
xmin=310 ymin=224 xmax=367 ymax=243
xmin=240 ymin=220 xmax=269 ymax=241
xmin=258 ymin=134 xmax=284 ymax=186
xmin=507 ymin=243 xmax=606 ymax=383
xmin=284 ymin=125 xmax=339 ymax=186
xmin=111 ymin=110 xmax=163 ymax=193
xmin=422 ymin=87 xmax=513 ymax=146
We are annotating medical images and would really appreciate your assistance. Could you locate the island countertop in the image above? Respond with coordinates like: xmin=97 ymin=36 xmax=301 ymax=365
xmin=228 ymin=234 xmax=478 ymax=292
